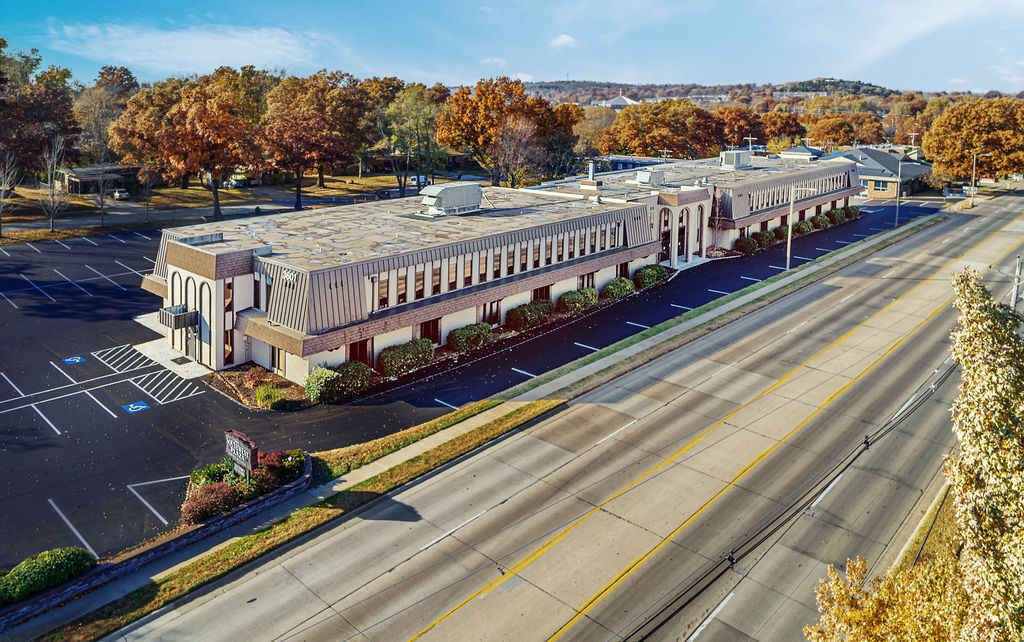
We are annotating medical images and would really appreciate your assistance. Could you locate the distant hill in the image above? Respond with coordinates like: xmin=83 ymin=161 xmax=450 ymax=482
xmin=778 ymin=78 xmax=897 ymax=97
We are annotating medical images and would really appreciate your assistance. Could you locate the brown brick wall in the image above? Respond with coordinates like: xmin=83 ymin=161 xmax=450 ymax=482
xmin=215 ymin=249 xmax=255 ymax=280
xmin=165 ymin=243 xmax=217 ymax=280
xmin=141 ymin=274 xmax=168 ymax=299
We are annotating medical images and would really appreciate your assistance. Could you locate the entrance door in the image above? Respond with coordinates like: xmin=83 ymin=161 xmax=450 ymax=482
xmin=185 ymin=327 xmax=196 ymax=361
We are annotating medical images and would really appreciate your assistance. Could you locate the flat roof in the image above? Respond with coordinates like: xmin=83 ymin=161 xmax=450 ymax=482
xmin=168 ymin=186 xmax=628 ymax=271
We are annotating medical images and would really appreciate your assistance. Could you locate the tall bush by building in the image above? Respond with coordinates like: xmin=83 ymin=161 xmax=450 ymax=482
xmin=446 ymin=322 xmax=493 ymax=353
xmin=505 ymin=299 xmax=554 ymax=331
xmin=753 ymin=230 xmax=774 ymax=249
xmin=333 ymin=361 xmax=371 ymax=397
xmin=794 ymin=220 xmax=813 ymax=235
xmin=811 ymin=213 xmax=830 ymax=230
xmin=632 ymin=265 xmax=669 ymax=289
xmin=827 ymin=208 xmax=845 ymax=226
xmin=557 ymin=287 xmax=598 ymax=314
xmin=734 ymin=237 xmax=758 ymax=255
xmin=377 ymin=338 xmax=435 ymax=378
xmin=601 ymin=276 xmax=635 ymax=299
xmin=305 ymin=366 xmax=344 ymax=403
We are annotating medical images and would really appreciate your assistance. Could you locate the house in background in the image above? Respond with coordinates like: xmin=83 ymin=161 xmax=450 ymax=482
xmin=779 ymin=145 xmax=825 ymax=162
xmin=821 ymin=147 xmax=932 ymax=198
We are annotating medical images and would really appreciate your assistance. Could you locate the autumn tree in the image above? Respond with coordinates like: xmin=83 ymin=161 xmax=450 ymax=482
xmin=893 ymin=116 xmax=926 ymax=146
xmin=760 ymin=111 xmax=804 ymax=145
xmin=490 ymin=116 xmax=542 ymax=188
xmin=261 ymin=108 xmax=337 ymax=210
xmin=713 ymin=105 xmax=764 ymax=147
xmin=74 ymin=85 xmax=121 ymax=162
xmin=922 ymin=97 xmax=1024 ymax=180
xmin=0 ymin=147 xmax=16 ymax=237
xmin=426 ymin=82 xmax=451 ymax=105
xmin=109 ymin=78 xmax=191 ymax=191
xmin=380 ymin=84 xmax=445 ymax=194
xmin=842 ymin=112 xmax=884 ymax=144
xmin=163 ymin=84 xmax=251 ymax=218
xmin=947 ymin=269 xmax=1024 ymax=639
xmin=202 ymin=66 xmax=281 ymax=129
xmin=0 ymin=81 xmax=80 ymax=172
xmin=535 ymin=102 xmax=584 ymax=177
xmin=94 ymin=65 xmax=139 ymax=101
xmin=573 ymin=105 xmax=616 ymax=157
xmin=37 ymin=135 xmax=71 ymax=231
xmin=807 ymin=116 xmax=854 ymax=150
xmin=0 ymin=37 xmax=41 ymax=88
xmin=598 ymin=99 xmax=723 ymax=158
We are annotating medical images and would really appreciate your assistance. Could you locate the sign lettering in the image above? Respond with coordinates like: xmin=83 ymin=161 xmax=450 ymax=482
xmin=225 ymin=430 xmax=258 ymax=477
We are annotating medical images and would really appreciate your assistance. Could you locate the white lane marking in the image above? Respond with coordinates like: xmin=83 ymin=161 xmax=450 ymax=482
xmin=511 ymin=367 xmax=537 ymax=379
xmin=795 ymin=255 xmax=812 ymax=261
xmin=115 ymin=260 xmax=145 ymax=277
xmin=0 ymin=291 xmax=17 ymax=309
xmin=740 ymin=276 xmax=761 ymax=282
xmin=83 ymin=237 xmax=99 ymax=246
xmin=839 ymin=294 xmax=854 ymax=303
xmin=671 ymin=304 xmax=693 ymax=310
xmin=708 ymin=288 xmax=730 ymax=296
xmin=85 ymin=390 xmax=117 ymax=418
xmin=127 ymin=485 xmax=168 ymax=525
xmin=626 ymin=321 xmax=651 ymax=329
xmin=142 ymin=256 xmax=156 ymax=263
xmin=49 ymin=361 xmax=76 ymax=383
xmin=33 ymin=405 xmax=61 ymax=435
xmin=2 ymin=372 xmax=25 ymax=396
xmin=134 ymin=232 xmax=152 ymax=240
xmin=890 ymin=394 xmax=918 ymax=422
xmin=54 ymin=269 xmax=92 ymax=297
xmin=85 ymin=265 xmax=126 ymax=291
xmin=712 ymin=361 xmax=738 ymax=377
xmin=0 ymin=367 xmax=162 ymax=416
xmin=785 ymin=321 xmax=809 ymax=335
xmin=574 ymin=342 xmax=599 ymax=351
xmin=811 ymin=473 xmax=844 ymax=509
xmin=109 ymin=234 xmax=126 ymax=244
xmin=882 ymin=273 xmax=890 ymax=279
xmin=687 ymin=591 xmax=734 ymax=641
xmin=434 ymin=398 xmax=459 ymax=410
xmin=420 ymin=511 xmax=486 ymax=551
xmin=769 ymin=265 xmax=786 ymax=270
xmin=55 ymin=239 xmax=71 ymax=249
xmin=596 ymin=419 xmax=638 ymax=445
xmin=26 ymin=243 xmax=41 ymax=253
xmin=0 ymin=246 xmax=9 ymax=256
xmin=21 ymin=273 xmax=56 ymax=302
xmin=47 ymin=498 xmax=96 ymax=557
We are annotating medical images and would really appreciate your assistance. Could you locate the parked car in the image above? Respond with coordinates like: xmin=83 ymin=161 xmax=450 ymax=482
xmin=410 ymin=175 xmax=432 ymax=188
xmin=111 ymin=188 xmax=130 ymax=200
xmin=222 ymin=179 xmax=245 ymax=189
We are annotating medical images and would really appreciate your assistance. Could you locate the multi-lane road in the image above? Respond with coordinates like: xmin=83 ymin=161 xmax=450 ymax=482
xmin=101 ymin=194 xmax=1022 ymax=641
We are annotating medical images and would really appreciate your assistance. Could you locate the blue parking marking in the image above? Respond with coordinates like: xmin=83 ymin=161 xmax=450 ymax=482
xmin=62 ymin=356 xmax=85 ymax=365
xmin=123 ymin=401 xmax=150 ymax=414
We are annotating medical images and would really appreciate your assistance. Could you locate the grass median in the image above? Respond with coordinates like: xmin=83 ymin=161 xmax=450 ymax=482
xmin=41 ymin=398 xmax=563 ymax=642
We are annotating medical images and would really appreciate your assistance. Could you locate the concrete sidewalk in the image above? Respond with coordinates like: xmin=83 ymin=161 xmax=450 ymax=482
xmin=4 ymin=211 xmax=948 ymax=640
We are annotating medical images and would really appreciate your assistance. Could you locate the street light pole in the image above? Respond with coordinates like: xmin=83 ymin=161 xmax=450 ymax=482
xmin=971 ymin=152 xmax=991 ymax=207
xmin=895 ymin=160 xmax=903 ymax=227
xmin=786 ymin=185 xmax=816 ymax=270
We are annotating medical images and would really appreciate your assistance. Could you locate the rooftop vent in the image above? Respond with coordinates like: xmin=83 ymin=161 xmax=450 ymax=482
xmin=636 ymin=169 xmax=664 ymax=187
xmin=418 ymin=182 xmax=482 ymax=217
xmin=719 ymin=150 xmax=751 ymax=170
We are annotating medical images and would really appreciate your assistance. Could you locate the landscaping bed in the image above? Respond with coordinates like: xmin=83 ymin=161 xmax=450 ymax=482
xmin=204 ymin=364 xmax=311 ymax=410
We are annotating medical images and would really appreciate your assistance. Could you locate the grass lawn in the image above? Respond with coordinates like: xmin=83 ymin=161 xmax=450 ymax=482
xmin=1 ymin=186 xmax=97 ymax=222
xmin=268 ymin=173 xmax=460 ymax=200
xmin=143 ymin=186 xmax=269 ymax=210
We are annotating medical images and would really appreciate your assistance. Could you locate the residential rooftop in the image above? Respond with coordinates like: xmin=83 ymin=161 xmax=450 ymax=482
xmin=167 ymin=186 xmax=629 ymax=271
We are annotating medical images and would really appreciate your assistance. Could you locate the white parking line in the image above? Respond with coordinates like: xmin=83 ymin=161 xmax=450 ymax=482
xmin=511 ymin=367 xmax=537 ymax=378
xmin=708 ymin=288 xmax=730 ymax=296
xmin=133 ymin=232 xmax=152 ymax=240
xmin=84 ymin=265 xmax=127 ymax=291
xmin=109 ymin=234 xmax=126 ymax=244
xmin=130 ymin=379 xmax=164 ymax=406
xmin=85 ymin=390 xmax=117 ymax=418
xmin=687 ymin=592 xmax=734 ymax=641
xmin=55 ymin=239 xmax=71 ymax=249
xmin=54 ymin=268 xmax=93 ymax=297
xmin=795 ymin=255 xmax=812 ymax=261
xmin=836 ymin=240 xmax=852 ymax=245
xmin=769 ymin=265 xmax=786 ymax=270
xmin=434 ymin=398 xmax=459 ymax=410
xmin=142 ymin=256 xmax=155 ymax=263
xmin=815 ymin=247 xmax=832 ymax=252
xmin=115 ymin=260 xmax=146 ymax=277
xmin=869 ymin=227 xmax=886 ymax=231
xmin=21 ymin=273 xmax=56 ymax=302
xmin=130 ymin=474 xmax=191 ymax=487
xmin=47 ymin=499 xmax=96 ymax=557
xmin=0 ymin=291 xmax=17 ymax=309
xmin=127 ymin=485 xmax=169 ymax=525
xmin=626 ymin=321 xmax=650 ymax=329
xmin=740 ymin=276 xmax=761 ymax=282
xmin=1 ymin=372 xmax=25 ymax=396
xmin=596 ymin=419 xmax=638 ymax=445
xmin=853 ymin=233 xmax=868 ymax=238
xmin=33 ymin=405 xmax=61 ymax=435
xmin=0 ymin=246 xmax=9 ymax=256
xmin=83 ymin=237 xmax=99 ymax=246
xmin=26 ymin=243 xmax=41 ymax=254
xmin=671 ymin=304 xmax=693 ymax=310
xmin=50 ymin=361 xmax=76 ymax=383
xmin=574 ymin=341 xmax=599 ymax=351
xmin=840 ymin=294 xmax=854 ymax=303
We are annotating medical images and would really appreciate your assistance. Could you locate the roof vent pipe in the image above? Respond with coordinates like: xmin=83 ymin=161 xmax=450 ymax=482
xmin=587 ymin=160 xmax=595 ymax=181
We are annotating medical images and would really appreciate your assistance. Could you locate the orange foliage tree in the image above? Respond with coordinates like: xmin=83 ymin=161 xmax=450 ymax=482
xmin=807 ymin=116 xmax=854 ymax=150
xmin=598 ymin=100 xmax=723 ymax=158
xmin=261 ymin=108 xmax=339 ymax=210
xmin=713 ymin=105 xmax=764 ymax=147
xmin=923 ymin=97 xmax=1024 ymax=180
xmin=760 ymin=111 xmax=804 ymax=145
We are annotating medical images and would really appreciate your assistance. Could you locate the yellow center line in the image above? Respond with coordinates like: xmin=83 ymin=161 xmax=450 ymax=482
xmin=409 ymin=212 xmax=1021 ymax=641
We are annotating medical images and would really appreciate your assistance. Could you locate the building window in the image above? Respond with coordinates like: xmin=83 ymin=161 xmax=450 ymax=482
xmin=415 ymin=269 xmax=425 ymax=299
xmin=378 ymin=276 xmax=389 ymax=309
xmin=432 ymin=265 xmax=441 ymax=294
xmin=532 ymin=285 xmax=550 ymax=301
xmin=533 ymin=242 xmax=540 ymax=268
xmin=224 ymin=329 xmax=234 ymax=365
xmin=253 ymin=276 xmax=261 ymax=310
xmin=479 ymin=255 xmax=488 ymax=283
xmin=781 ymin=215 xmax=788 ymax=226
xmin=578 ymin=272 xmax=595 ymax=289
xmin=610 ymin=227 xmax=616 ymax=248
xmin=618 ymin=262 xmax=630 ymax=278
xmin=860 ymin=179 xmax=868 ymax=188
xmin=224 ymin=280 xmax=233 ymax=313
xmin=600 ymin=229 xmax=606 ymax=251
xmin=507 ymin=248 xmax=515 ymax=275
xmin=420 ymin=318 xmax=442 ymax=344
xmin=569 ymin=235 xmax=576 ymax=259
xmin=590 ymin=230 xmax=597 ymax=254
xmin=265 ymin=276 xmax=273 ymax=308
xmin=875 ymin=180 xmax=888 ymax=190
xmin=349 ymin=338 xmax=373 ymax=366
xmin=464 ymin=257 xmax=473 ymax=287
xmin=271 ymin=346 xmax=285 ymax=374
xmin=483 ymin=299 xmax=501 ymax=325
xmin=397 ymin=273 xmax=407 ymax=304
xmin=760 ymin=221 xmax=769 ymax=232
xmin=494 ymin=254 xmax=502 ymax=279
xmin=557 ymin=238 xmax=564 ymax=262
xmin=449 ymin=262 xmax=457 ymax=290
xmin=545 ymin=240 xmax=552 ymax=264
xmin=520 ymin=246 xmax=528 ymax=272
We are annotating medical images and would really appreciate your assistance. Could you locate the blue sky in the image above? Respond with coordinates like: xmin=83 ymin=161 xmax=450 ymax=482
xmin=3 ymin=0 xmax=1024 ymax=93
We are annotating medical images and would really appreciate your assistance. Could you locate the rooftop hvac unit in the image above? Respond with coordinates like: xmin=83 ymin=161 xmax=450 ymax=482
xmin=419 ymin=182 xmax=482 ymax=217
xmin=636 ymin=169 xmax=664 ymax=187
xmin=720 ymin=150 xmax=751 ymax=170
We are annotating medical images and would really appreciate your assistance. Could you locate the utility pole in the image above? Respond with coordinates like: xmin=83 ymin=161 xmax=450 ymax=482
xmin=744 ymin=135 xmax=757 ymax=152
xmin=909 ymin=132 xmax=920 ymax=147
xmin=786 ymin=186 xmax=816 ymax=270
xmin=971 ymin=151 xmax=991 ymax=207
xmin=801 ymin=137 xmax=815 ymax=148
xmin=895 ymin=160 xmax=904 ymax=227
xmin=1013 ymin=256 xmax=1022 ymax=313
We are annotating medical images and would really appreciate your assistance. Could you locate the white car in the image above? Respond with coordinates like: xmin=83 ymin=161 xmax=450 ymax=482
xmin=111 ymin=188 xmax=130 ymax=200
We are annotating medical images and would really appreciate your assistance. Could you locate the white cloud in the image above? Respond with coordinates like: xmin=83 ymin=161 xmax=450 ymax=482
xmin=513 ymin=72 xmax=534 ymax=82
xmin=482 ymin=57 xmax=506 ymax=67
xmin=45 ymin=21 xmax=352 ymax=78
xmin=549 ymin=33 xmax=578 ymax=48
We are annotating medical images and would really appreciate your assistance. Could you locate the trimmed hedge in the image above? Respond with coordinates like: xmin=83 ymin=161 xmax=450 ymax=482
xmin=446 ymin=322 xmax=493 ymax=353
xmin=632 ymin=264 xmax=670 ymax=289
xmin=377 ymin=338 xmax=435 ymax=378
xmin=753 ymin=230 xmax=775 ymax=249
xmin=773 ymin=225 xmax=789 ymax=241
xmin=505 ymin=299 xmax=554 ymax=332
xmin=557 ymin=287 xmax=599 ymax=314
xmin=811 ymin=213 xmax=830 ymax=230
xmin=735 ymin=237 xmax=758 ymax=255
xmin=333 ymin=361 xmax=371 ymax=398
xmin=601 ymin=276 xmax=635 ymax=299
xmin=827 ymin=208 xmax=845 ymax=226
xmin=305 ymin=367 xmax=343 ymax=403
xmin=845 ymin=205 xmax=860 ymax=219
xmin=794 ymin=220 xmax=813 ymax=235
xmin=0 ymin=547 xmax=96 ymax=606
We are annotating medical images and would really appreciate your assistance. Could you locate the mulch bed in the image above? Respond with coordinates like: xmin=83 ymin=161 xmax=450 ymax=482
xmin=203 ymin=365 xmax=312 ymax=411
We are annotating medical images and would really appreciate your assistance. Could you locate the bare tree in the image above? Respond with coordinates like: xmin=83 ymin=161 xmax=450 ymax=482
xmin=490 ymin=117 xmax=542 ymax=189
xmin=38 ymin=136 xmax=71 ymax=232
xmin=0 ymin=149 xmax=17 ymax=238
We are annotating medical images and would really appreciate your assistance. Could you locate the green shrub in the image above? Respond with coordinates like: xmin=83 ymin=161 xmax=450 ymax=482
xmin=254 ymin=205 xmax=261 ymax=215
xmin=632 ymin=265 xmax=670 ymax=289
xmin=446 ymin=322 xmax=493 ymax=353
xmin=601 ymin=276 xmax=635 ymax=299
xmin=305 ymin=366 xmax=344 ymax=403
xmin=505 ymin=299 xmax=554 ymax=332
xmin=254 ymin=384 xmax=287 ymax=409
xmin=377 ymin=338 xmax=435 ymax=378
xmin=189 ymin=459 xmax=232 ymax=488
xmin=845 ymin=205 xmax=860 ymax=218
xmin=773 ymin=225 xmax=789 ymax=241
xmin=333 ymin=361 xmax=371 ymax=398
xmin=0 ymin=547 xmax=96 ymax=606
xmin=827 ymin=208 xmax=845 ymax=226
xmin=811 ymin=213 xmax=830 ymax=230
xmin=557 ymin=287 xmax=598 ymax=314
xmin=734 ymin=237 xmax=758 ymax=255
xmin=794 ymin=220 xmax=813 ymax=235
xmin=753 ymin=231 xmax=774 ymax=249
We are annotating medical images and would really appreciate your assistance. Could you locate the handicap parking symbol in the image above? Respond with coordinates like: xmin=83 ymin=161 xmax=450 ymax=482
xmin=123 ymin=401 xmax=150 ymax=414
xmin=62 ymin=356 xmax=85 ymax=365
